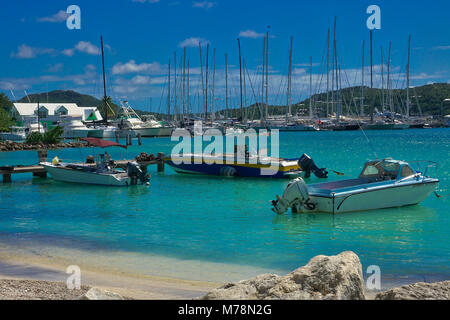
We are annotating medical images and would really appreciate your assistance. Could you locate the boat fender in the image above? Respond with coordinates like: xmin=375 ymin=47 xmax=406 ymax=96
xmin=220 ymin=166 xmax=237 ymax=177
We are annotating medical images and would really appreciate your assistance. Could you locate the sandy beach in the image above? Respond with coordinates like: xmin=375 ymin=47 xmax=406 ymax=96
xmin=0 ymin=253 xmax=219 ymax=300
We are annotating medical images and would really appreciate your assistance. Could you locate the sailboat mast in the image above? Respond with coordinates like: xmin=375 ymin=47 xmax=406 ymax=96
xmin=225 ymin=53 xmax=228 ymax=119
xmin=381 ymin=46 xmax=385 ymax=112
xmin=309 ymin=56 xmax=313 ymax=118
xmin=262 ymin=36 xmax=266 ymax=121
xmin=387 ymin=42 xmax=392 ymax=113
xmin=238 ymin=38 xmax=243 ymax=121
xmin=205 ymin=44 xmax=209 ymax=123
xmin=406 ymin=34 xmax=411 ymax=118
xmin=187 ymin=59 xmax=190 ymax=117
xmin=265 ymin=30 xmax=269 ymax=118
xmin=326 ymin=29 xmax=330 ymax=118
xmin=287 ymin=36 xmax=293 ymax=124
xmin=243 ymin=58 xmax=247 ymax=123
xmin=361 ymin=40 xmax=365 ymax=117
xmin=100 ymin=36 xmax=107 ymax=123
xmin=370 ymin=29 xmax=374 ymax=123
xmin=331 ymin=17 xmax=336 ymax=116
xmin=183 ymin=47 xmax=186 ymax=120
xmin=199 ymin=43 xmax=205 ymax=118
xmin=168 ymin=59 xmax=171 ymax=119
xmin=212 ymin=48 xmax=216 ymax=121
xmin=174 ymin=51 xmax=177 ymax=121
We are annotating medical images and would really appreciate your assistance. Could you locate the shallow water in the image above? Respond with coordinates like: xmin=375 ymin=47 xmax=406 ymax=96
xmin=0 ymin=129 xmax=449 ymax=285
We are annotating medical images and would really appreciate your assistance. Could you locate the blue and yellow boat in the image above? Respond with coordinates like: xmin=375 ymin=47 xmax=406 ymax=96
xmin=164 ymin=153 xmax=328 ymax=179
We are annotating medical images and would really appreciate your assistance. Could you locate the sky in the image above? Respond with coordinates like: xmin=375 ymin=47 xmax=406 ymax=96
xmin=1 ymin=0 xmax=449 ymax=113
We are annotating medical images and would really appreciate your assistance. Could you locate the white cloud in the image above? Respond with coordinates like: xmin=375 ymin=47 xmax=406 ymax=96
xmin=239 ymin=30 xmax=264 ymax=39
xmin=112 ymin=60 xmax=162 ymax=75
xmin=74 ymin=41 xmax=100 ymax=55
xmin=179 ymin=37 xmax=209 ymax=48
xmin=131 ymin=75 xmax=152 ymax=85
xmin=37 ymin=10 xmax=68 ymax=23
xmin=192 ymin=1 xmax=216 ymax=10
xmin=62 ymin=41 xmax=101 ymax=56
xmin=10 ymin=44 xmax=54 ymax=59
xmin=62 ymin=49 xmax=75 ymax=57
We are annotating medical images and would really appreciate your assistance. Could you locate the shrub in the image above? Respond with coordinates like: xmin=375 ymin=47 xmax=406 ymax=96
xmin=25 ymin=132 xmax=43 ymax=145
xmin=25 ymin=126 xmax=63 ymax=145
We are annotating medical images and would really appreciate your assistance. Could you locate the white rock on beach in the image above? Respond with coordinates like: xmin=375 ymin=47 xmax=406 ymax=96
xmin=80 ymin=287 xmax=125 ymax=300
xmin=375 ymin=281 xmax=450 ymax=300
xmin=200 ymin=251 xmax=365 ymax=300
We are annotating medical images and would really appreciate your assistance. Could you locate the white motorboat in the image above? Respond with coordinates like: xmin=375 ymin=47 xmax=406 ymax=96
xmin=0 ymin=126 xmax=27 ymax=141
xmin=118 ymin=101 xmax=174 ymax=137
xmin=272 ymin=159 xmax=439 ymax=214
xmin=58 ymin=116 xmax=102 ymax=139
xmin=41 ymin=138 xmax=149 ymax=186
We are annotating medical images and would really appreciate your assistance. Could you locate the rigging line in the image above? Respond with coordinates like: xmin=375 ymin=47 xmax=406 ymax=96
xmin=341 ymin=67 xmax=378 ymax=159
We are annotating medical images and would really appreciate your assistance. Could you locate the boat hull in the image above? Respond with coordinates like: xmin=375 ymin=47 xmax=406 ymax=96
xmin=133 ymin=127 xmax=161 ymax=137
xmin=42 ymin=163 xmax=131 ymax=186
xmin=63 ymin=129 xmax=91 ymax=139
xmin=0 ymin=133 xmax=26 ymax=141
xmin=157 ymin=127 xmax=174 ymax=137
xmin=165 ymin=159 xmax=303 ymax=178
xmin=309 ymin=181 xmax=439 ymax=213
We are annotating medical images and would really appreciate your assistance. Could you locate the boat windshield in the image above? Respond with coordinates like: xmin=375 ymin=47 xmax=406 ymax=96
xmin=360 ymin=160 xmax=400 ymax=180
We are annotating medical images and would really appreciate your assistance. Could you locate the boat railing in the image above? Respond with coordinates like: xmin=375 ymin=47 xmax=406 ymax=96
xmin=411 ymin=160 xmax=438 ymax=179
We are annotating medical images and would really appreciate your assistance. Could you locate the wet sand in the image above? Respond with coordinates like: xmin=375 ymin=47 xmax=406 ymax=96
xmin=0 ymin=256 xmax=219 ymax=300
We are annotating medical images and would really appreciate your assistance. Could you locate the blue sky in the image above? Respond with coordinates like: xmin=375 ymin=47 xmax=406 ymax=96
xmin=1 ymin=0 xmax=449 ymax=112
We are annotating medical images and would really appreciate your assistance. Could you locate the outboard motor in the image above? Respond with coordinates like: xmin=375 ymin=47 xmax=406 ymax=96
xmin=127 ymin=162 xmax=150 ymax=185
xmin=298 ymin=154 xmax=328 ymax=179
xmin=272 ymin=177 xmax=312 ymax=214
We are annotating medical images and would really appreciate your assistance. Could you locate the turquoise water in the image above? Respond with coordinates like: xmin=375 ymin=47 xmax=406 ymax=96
xmin=0 ymin=129 xmax=449 ymax=285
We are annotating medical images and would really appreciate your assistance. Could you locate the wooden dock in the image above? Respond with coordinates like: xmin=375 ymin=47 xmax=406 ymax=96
xmin=0 ymin=152 xmax=165 ymax=183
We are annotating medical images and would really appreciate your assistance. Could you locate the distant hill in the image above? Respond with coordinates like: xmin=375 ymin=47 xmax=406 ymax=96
xmin=18 ymin=90 xmax=103 ymax=107
xmin=224 ymin=83 xmax=450 ymax=119
xmin=4 ymin=83 xmax=450 ymax=121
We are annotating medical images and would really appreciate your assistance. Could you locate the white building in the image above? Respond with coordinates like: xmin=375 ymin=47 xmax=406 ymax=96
xmin=10 ymin=103 xmax=103 ymax=124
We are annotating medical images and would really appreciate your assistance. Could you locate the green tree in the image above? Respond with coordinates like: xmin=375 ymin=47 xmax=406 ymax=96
xmin=0 ymin=108 xmax=13 ymax=131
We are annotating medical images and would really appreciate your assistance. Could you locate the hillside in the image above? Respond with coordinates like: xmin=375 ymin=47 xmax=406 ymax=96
xmin=267 ymin=83 xmax=450 ymax=118
xmin=2 ymin=83 xmax=450 ymax=122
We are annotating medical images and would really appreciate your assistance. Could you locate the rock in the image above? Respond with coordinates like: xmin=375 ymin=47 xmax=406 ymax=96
xmin=79 ymin=287 xmax=125 ymax=300
xmin=376 ymin=281 xmax=450 ymax=300
xmin=200 ymin=251 xmax=365 ymax=300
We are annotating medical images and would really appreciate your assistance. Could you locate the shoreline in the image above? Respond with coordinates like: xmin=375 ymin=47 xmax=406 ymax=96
xmin=0 ymin=253 xmax=219 ymax=300
xmin=1 ymin=242 xmax=442 ymax=300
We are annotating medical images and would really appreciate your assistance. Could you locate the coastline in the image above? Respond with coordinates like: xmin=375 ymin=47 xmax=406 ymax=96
xmin=1 ymin=241 xmax=440 ymax=300
xmin=0 ymin=253 xmax=219 ymax=300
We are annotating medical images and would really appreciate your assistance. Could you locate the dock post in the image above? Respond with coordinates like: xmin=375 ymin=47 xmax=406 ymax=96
xmin=115 ymin=131 xmax=119 ymax=143
xmin=126 ymin=134 xmax=132 ymax=146
xmin=157 ymin=152 xmax=165 ymax=172
xmin=33 ymin=171 xmax=47 ymax=179
xmin=37 ymin=149 xmax=48 ymax=163
xmin=2 ymin=174 xmax=12 ymax=183
xmin=137 ymin=133 xmax=142 ymax=146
